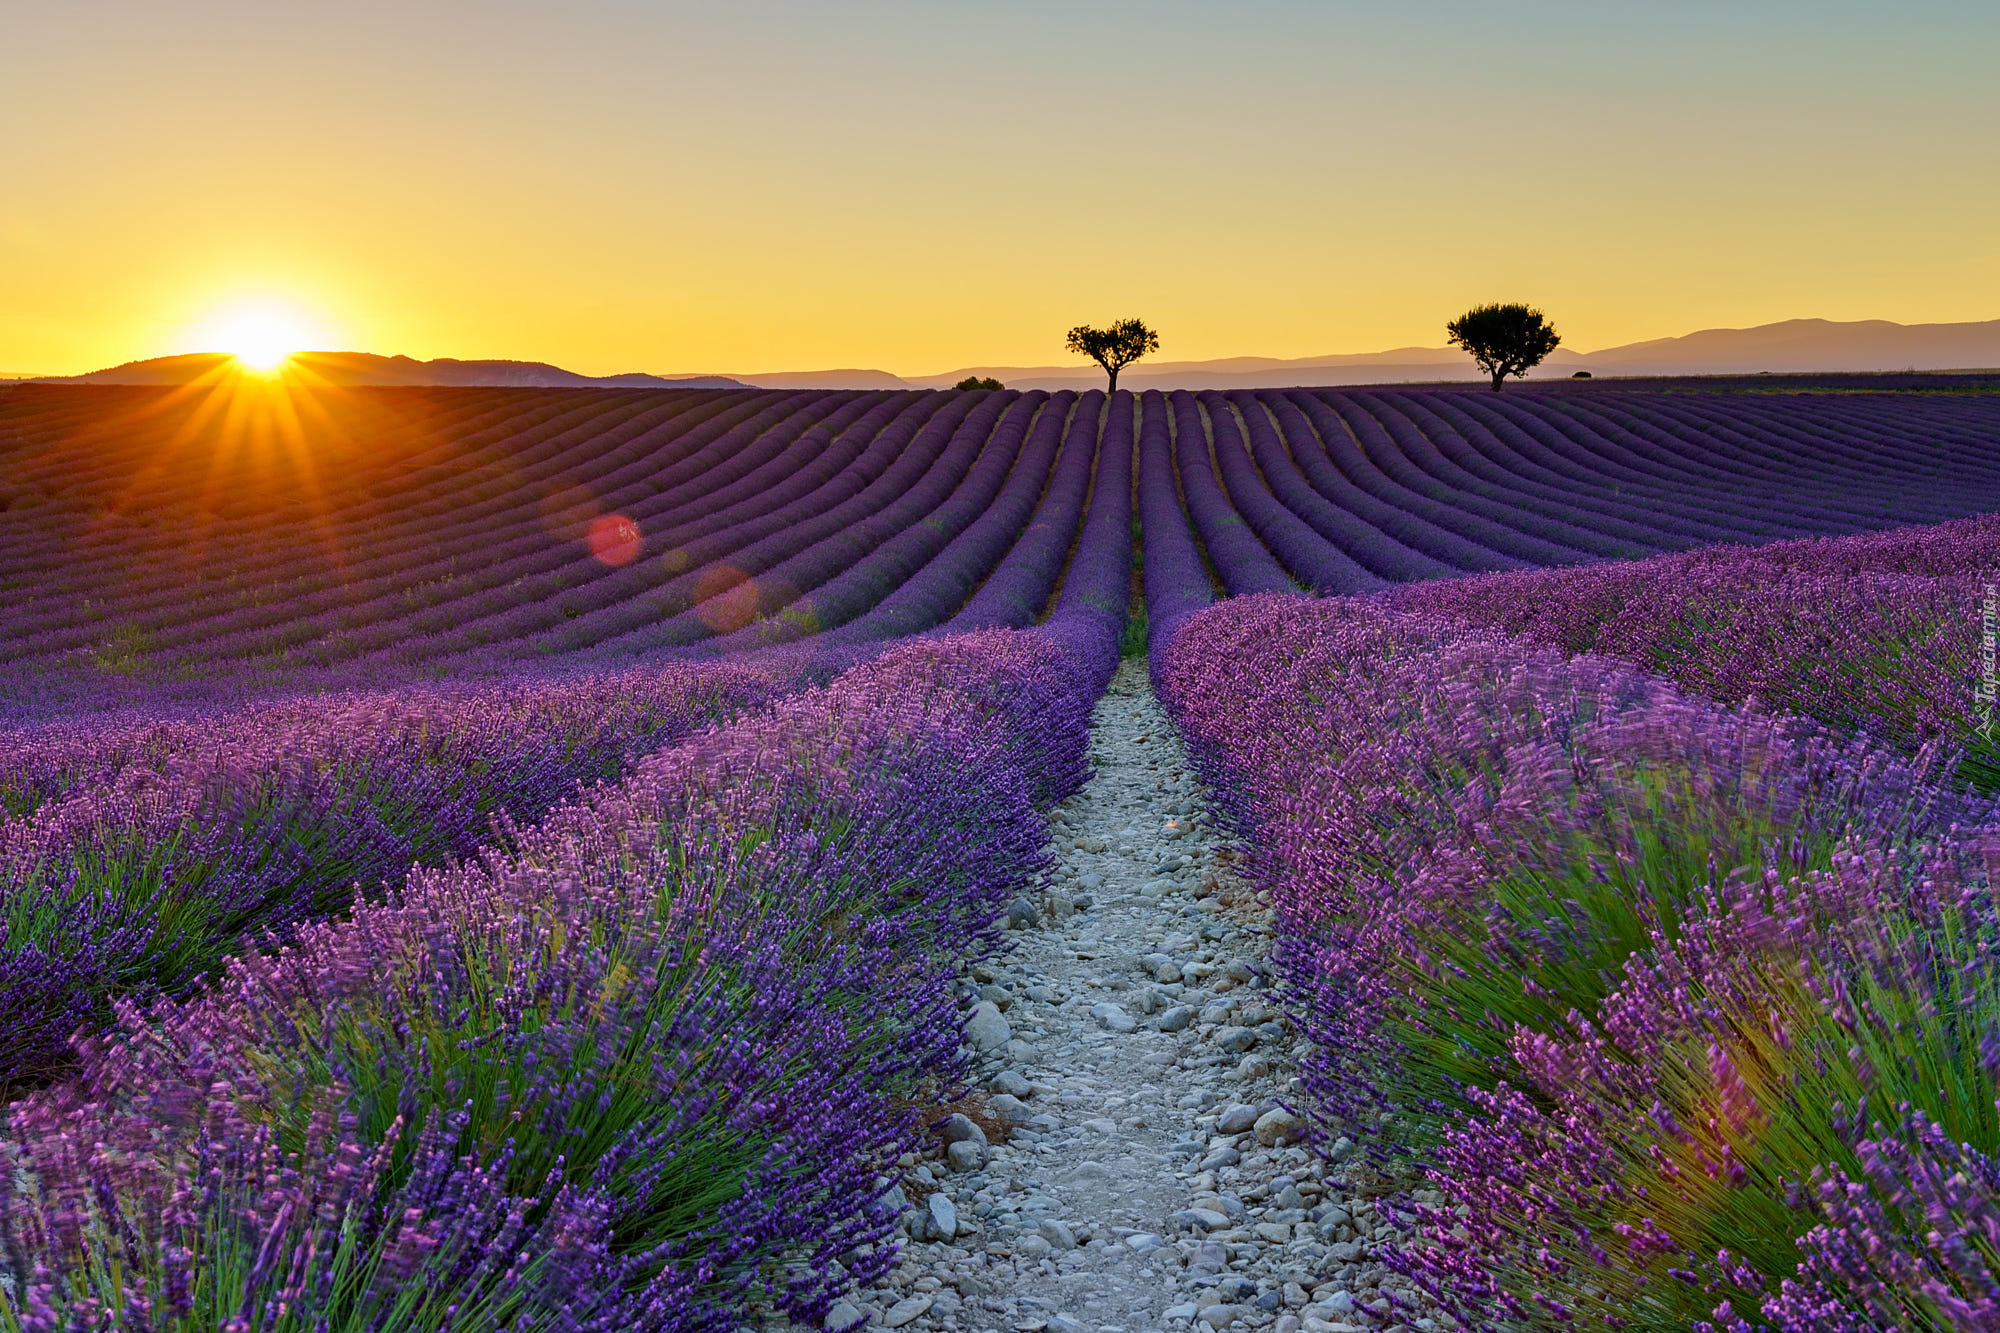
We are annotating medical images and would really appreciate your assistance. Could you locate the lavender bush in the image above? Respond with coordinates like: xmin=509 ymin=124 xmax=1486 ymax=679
xmin=1393 ymin=515 xmax=2000 ymax=788
xmin=1160 ymin=592 xmax=2000 ymax=1331
xmin=0 ymin=661 xmax=774 ymax=1089
xmin=1 ymin=614 xmax=1117 ymax=1330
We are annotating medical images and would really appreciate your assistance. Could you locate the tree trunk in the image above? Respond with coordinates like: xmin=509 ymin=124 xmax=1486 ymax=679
xmin=1490 ymin=369 xmax=1505 ymax=393
xmin=1108 ymin=366 xmax=1119 ymax=393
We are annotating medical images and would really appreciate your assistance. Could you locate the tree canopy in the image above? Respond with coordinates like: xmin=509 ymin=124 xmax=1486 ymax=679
xmin=1065 ymin=319 xmax=1159 ymax=392
xmin=1445 ymin=304 xmax=1561 ymax=392
xmin=953 ymin=375 xmax=1004 ymax=391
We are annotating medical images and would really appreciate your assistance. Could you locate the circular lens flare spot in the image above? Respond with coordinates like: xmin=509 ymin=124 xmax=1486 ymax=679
xmin=694 ymin=565 xmax=759 ymax=633
xmin=587 ymin=514 xmax=642 ymax=566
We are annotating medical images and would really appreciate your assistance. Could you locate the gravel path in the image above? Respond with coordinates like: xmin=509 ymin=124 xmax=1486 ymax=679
xmin=808 ymin=660 xmax=1448 ymax=1333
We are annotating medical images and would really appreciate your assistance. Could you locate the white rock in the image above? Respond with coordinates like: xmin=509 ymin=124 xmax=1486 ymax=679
xmin=966 ymin=1002 xmax=1011 ymax=1051
xmin=1090 ymin=1002 xmax=1135 ymax=1033
xmin=926 ymin=1192 xmax=957 ymax=1238
xmin=1215 ymin=1103 xmax=1260 ymax=1133
xmin=987 ymin=1093 xmax=1034 ymax=1124
xmin=991 ymin=1069 xmax=1033 ymax=1098
xmin=1036 ymin=1217 xmax=1077 ymax=1249
xmin=881 ymin=1295 xmax=933 ymax=1328
xmin=1254 ymin=1107 xmax=1305 ymax=1147
xmin=939 ymin=1113 xmax=987 ymax=1146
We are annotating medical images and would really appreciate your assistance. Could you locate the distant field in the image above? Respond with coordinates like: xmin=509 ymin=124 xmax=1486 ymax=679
xmin=3 ymin=380 xmax=1996 ymax=712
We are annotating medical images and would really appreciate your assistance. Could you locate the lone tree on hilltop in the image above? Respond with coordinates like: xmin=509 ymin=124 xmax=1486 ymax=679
xmin=1066 ymin=319 xmax=1159 ymax=392
xmin=954 ymin=375 xmax=1004 ymax=391
xmin=1446 ymin=303 xmax=1561 ymax=391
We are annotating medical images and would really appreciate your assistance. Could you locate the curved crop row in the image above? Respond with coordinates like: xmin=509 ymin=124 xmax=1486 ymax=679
xmin=0 ymin=659 xmax=775 ymax=1089
xmin=1391 ymin=513 xmax=2000 ymax=786
xmin=10 ymin=383 xmax=1991 ymax=715
xmin=2 ymin=613 xmax=1117 ymax=1330
xmin=1161 ymin=592 xmax=2000 ymax=1331
xmin=1113 ymin=387 xmax=2000 ymax=664
xmin=949 ymin=390 xmax=1107 ymax=631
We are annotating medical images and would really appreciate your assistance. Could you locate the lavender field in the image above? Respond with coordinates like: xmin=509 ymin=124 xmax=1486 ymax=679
xmin=2 ymin=379 xmax=1999 ymax=1330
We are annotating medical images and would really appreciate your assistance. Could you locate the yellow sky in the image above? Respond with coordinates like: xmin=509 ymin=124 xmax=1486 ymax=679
xmin=4 ymin=2 xmax=1996 ymax=377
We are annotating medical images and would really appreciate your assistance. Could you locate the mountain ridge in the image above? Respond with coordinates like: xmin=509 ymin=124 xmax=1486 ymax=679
xmin=25 ymin=317 xmax=2000 ymax=392
xmin=31 ymin=351 xmax=747 ymax=390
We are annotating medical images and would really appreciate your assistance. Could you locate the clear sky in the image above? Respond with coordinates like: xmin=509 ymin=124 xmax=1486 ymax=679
xmin=3 ymin=1 xmax=1996 ymax=376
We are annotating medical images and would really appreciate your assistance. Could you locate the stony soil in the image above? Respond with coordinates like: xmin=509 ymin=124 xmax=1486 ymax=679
xmin=800 ymin=659 xmax=1451 ymax=1333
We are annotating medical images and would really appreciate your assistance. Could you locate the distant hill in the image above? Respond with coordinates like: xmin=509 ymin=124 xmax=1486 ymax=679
xmin=33 ymin=351 xmax=746 ymax=390
xmin=724 ymin=368 xmax=913 ymax=390
xmin=30 ymin=317 xmax=2000 ymax=393
xmin=907 ymin=318 xmax=2000 ymax=390
xmin=1573 ymin=318 xmax=2000 ymax=376
xmin=903 ymin=349 xmax=1489 ymax=392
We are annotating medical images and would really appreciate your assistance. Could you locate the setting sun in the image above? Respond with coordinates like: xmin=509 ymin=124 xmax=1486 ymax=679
xmin=188 ymin=303 xmax=322 ymax=375
xmin=223 ymin=314 xmax=303 ymax=372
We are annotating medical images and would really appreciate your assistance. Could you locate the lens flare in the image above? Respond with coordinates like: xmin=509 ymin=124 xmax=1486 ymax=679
xmin=695 ymin=565 xmax=760 ymax=633
xmin=587 ymin=514 xmax=642 ymax=566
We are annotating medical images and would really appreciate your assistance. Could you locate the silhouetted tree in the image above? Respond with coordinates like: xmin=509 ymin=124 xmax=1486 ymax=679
xmin=1065 ymin=319 xmax=1159 ymax=392
xmin=1446 ymin=303 xmax=1561 ymax=392
xmin=954 ymin=375 xmax=1004 ymax=391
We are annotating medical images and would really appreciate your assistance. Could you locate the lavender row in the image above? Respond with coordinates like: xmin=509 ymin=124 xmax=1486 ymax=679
xmin=948 ymin=391 xmax=1110 ymax=631
xmin=382 ymin=392 xmax=946 ymax=666
xmin=1392 ymin=514 xmax=2000 ymax=787
xmin=1234 ymin=393 xmax=1452 ymax=583
xmin=1167 ymin=390 xmax=1295 ymax=598
xmin=0 ymin=659 xmax=775 ymax=1089
xmin=0 ymin=610 xmax=1118 ymax=1330
xmin=12 ymin=385 xmax=1998 ymax=718
xmin=245 ymin=390 xmax=887 ymax=670
xmin=1160 ymin=592 xmax=2000 ymax=1330
xmin=1453 ymin=394 xmax=1810 ymax=541
xmin=1413 ymin=393 xmax=1756 ymax=546
xmin=1350 ymin=391 xmax=1698 ymax=553
xmin=1331 ymin=391 xmax=1649 ymax=560
xmin=1269 ymin=392 xmax=1528 ymax=573
xmin=1200 ymin=391 xmax=1384 ymax=595
xmin=0 ymin=390 xmax=763 ymax=666
xmin=1136 ymin=389 xmax=1215 ymax=654
xmin=1149 ymin=388 xmax=2000 ymax=666
xmin=710 ymin=393 xmax=1053 ymax=652
xmin=1300 ymin=393 xmax=1591 ymax=567
xmin=822 ymin=392 xmax=1078 ymax=643
xmin=566 ymin=393 xmax=999 ymax=660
